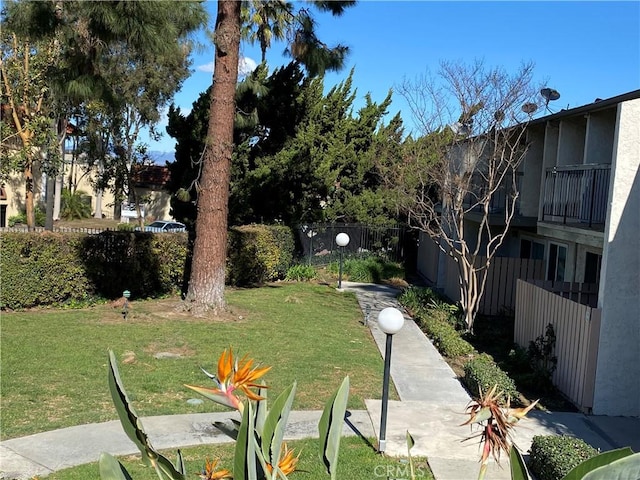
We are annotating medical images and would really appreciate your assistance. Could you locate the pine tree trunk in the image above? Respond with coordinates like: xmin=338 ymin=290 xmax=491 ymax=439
xmin=184 ymin=0 xmax=241 ymax=315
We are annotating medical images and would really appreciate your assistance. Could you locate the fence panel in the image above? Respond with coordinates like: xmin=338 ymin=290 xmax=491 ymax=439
xmin=416 ymin=236 xmax=545 ymax=315
xmin=296 ymin=223 xmax=407 ymax=265
xmin=416 ymin=232 xmax=440 ymax=284
xmin=515 ymin=279 xmax=601 ymax=411
xmin=528 ymin=280 xmax=599 ymax=308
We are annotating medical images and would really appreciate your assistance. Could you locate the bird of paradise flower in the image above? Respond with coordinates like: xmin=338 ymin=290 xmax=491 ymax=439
xmin=185 ymin=348 xmax=272 ymax=412
xmin=461 ymin=384 xmax=538 ymax=480
xmin=265 ymin=442 xmax=301 ymax=477
xmin=199 ymin=457 xmax=233 ymax=480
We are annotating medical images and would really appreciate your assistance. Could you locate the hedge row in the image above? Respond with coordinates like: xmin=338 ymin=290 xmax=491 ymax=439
xmin=398 ymin=286 xmax=520 ymax=405
xmin=415 ymin=309 xmax=476 ymax=358
xmin=462 ymin=354 xmax=519 ymax=404
xmin=227 ymin=225 xmax=295 ymax=286
xmin=1 ymin=225 xmax=295 ymax=309
xmin=528 ymin=435 xmax=599 ymax=480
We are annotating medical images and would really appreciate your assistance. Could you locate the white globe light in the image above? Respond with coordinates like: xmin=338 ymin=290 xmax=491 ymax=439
xmin=377 ymin=307 xmax=405 ymax=335
xmin=336 ymin=232 xmax=350 ymax=247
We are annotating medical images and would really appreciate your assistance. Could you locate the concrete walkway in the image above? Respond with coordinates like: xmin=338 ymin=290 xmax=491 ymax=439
xmin=343 ymin=282 xmax=640 ymax=480
xmin=1 ymin=282 xmax=639 ymax=479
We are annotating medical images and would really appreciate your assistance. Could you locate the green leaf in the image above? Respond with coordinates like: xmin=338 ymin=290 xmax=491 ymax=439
xmin=174 ymin=451 xmax=186 ymax=476
xmin=98 ymin=452 xmax=133 ymax=480
xmin=255 ymin=383 xmax=268 ymax=435
xmin=563 ymin=448 xmax=637 ymax=480
xmin=235 ymin=402 xmax=259 ymax=480
xmin=213 ymin=420 xmax=240 ymax=441
xmin=464 ymin=406 xmax=493 ymax=425
xmin=154 ymin=452 xmax=189 ymax=480
xmin=184 ymin=384 xmax=238 ymax=409
xmin=107 ymin=351 xmax=186 ymax=480
xmin=261 ymin=382 xmax=296 ymax=470
xmin=509 ymin=447 xmax=530 ymax=480
xmin=318 ymin=376 xmax=350 ymax=480
xmin=581 ymin=452 xmax=640 ymax=480
xmin=406 ymin=431 xmax=416 ymax=480
xmin=108 ymin=350 xmax=154 ymax=466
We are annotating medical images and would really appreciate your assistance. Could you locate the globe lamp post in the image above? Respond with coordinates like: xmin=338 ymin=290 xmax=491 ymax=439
xmin=335 ymin=232 xmax=350 ymax=289
xmin=377 ymin=306 xmax=405 ymax=454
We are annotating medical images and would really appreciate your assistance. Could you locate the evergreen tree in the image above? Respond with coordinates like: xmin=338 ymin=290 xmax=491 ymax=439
xmin=168 ymin=66 xmax=404 ymax=228
xmin=183 ymin=0 xmax=355 ymax=313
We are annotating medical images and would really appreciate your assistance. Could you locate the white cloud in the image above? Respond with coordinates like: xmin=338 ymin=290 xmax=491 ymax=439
xmin=196 ymin=56 xmax=258 ymax=77
xmin=239 ymin=56 xmax=258 ymax=76
xmin=197 ymin=61 xmax=215 ymax=73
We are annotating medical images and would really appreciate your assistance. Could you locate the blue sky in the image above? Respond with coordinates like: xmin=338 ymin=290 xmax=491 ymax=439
xmin=145 ymin=1 xmax=640 ymax=156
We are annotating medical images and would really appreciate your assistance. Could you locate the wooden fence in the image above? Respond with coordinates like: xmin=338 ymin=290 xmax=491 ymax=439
xmin=515 ymin=279 xmax=601 ymax=412
xmin=526 ymin=280 xmax=599 ymax=308
xmin=417 ymin=235 xmax=545 ymax=315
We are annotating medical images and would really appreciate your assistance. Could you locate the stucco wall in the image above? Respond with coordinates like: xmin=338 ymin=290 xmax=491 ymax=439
xmin=521 ymin=126 xmax=544 ymax=217
xmin=585 ymin=108 xmax=616 ymax=165
xmin=558 ymin=117 xmax=587 ymax=166
xmin=593 ymin=98 xmax=640 ymax=416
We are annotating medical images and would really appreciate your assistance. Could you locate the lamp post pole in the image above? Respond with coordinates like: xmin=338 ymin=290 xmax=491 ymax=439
xmin=335 ymin=232 xmax=350 ymax=289
xmin=377 ymin=307 xmax=405 ymax=454
xmin=379 ymin=332 xmax=393 ymax=453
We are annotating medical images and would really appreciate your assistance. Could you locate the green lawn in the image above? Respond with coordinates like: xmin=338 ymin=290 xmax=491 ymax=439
xmin=0 ymin=283 xmax=392 ymax=439
xmin=45 ymin=437 xmax=433 ymax=480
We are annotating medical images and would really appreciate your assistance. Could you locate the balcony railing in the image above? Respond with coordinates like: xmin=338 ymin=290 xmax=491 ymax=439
xmin=542 ymin=164 xmax=610 ymax=228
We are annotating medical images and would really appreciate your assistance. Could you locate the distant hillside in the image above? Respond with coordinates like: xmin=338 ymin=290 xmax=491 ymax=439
xmin=148 ymin=151 xmax=175 ymax=164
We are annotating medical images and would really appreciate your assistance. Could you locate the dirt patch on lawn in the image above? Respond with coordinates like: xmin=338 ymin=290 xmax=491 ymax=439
xmin=95 ymin=297 xmax=250 ymax=325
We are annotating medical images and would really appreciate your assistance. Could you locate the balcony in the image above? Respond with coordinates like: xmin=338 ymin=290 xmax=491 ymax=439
xmin=542 ymin=164 xmax=610 ymax=229
xmin=461 ymin=172 xmax=536 ymax=226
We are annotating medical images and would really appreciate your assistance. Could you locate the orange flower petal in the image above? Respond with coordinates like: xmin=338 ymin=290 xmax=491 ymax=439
xmin=200 ymin=458 xmax=232 ymax=480
xmin=217 ymin=349 xmax=233 ymax=384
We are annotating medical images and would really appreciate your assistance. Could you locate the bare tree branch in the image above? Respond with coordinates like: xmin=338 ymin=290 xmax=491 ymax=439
xmin=386 ymin=60 xmax=543 ymax=332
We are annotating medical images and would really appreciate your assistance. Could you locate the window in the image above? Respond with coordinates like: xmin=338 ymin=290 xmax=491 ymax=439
xmin=520 ymin=239 xmax=545 ymax=260
xmin=584 ymin=251 xmax=602 ymax=284
xmin=547 ymin=243 xmax=567 ymax=281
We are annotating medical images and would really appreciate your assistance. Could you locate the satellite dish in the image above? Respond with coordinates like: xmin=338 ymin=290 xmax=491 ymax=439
xmin=522 ymin=102 xmax=538 ymax=114
xmin=540 ymin=88 xmax=561 ymax=102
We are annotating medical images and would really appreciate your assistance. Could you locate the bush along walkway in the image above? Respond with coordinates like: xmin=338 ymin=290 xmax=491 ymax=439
xmin=341 ymin=281 xmax=640 ymax=480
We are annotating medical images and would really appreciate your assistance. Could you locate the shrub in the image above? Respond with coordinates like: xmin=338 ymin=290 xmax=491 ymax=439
xmin=528 ymin=323 xmax=558 ymax=390
xmin=1 ymin=232 xmax=94 ymax=309
xmin=285 ymin=264 xmax=317 ymax=282
xmin=82 ymin=231 xmax=188 ymax=299
xmin=8 ymin=205 xmax=46 ymax=227
xmin=506 ymin=345 xmax=531 ymax=374
xmin=117 ymin=223 xmax=135 ymax=231
xmin=417 ymin=310 xmax=475 ymax=357
xmin=463 ymin=354 xmax=519 ymax=405
xmin=227 ymin=225 xmax=295 ymax=286
xmin=0 ymin=231 xmax=188 ymax=308
xmin=528 ymin=435 xmax=599 ymax=480
xmin=328 ymin=256 xmax=405 ymax=284
xmin=60 ymin=189 xmax=91 ymax=220
xmin=399 ymin=286 xmax=449 ymax=315
xmin=1 ymin=224 xmax=292 ymax=308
